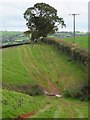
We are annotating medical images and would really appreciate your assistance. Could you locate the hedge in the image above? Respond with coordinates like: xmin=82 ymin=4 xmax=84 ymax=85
xmin=43 ymin=37 xmax=88 ymax=66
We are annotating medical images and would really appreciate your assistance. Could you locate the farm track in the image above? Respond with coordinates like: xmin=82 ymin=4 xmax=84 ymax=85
xmin=30 ymin=97 xmax=87 ymax=118
xmin=30 ymin=103 xmax=53 ymax=118
xmin=2 ymin=88 xmax=88 ymax=118
xmin=19 ymin=45 xmax=60 ymax=94
xmin=2 ymin=43 xmax=88 ymax=118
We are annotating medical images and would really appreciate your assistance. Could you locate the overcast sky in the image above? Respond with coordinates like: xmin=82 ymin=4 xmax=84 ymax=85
xmin=0 ymin=0 xmax=89 ymax=32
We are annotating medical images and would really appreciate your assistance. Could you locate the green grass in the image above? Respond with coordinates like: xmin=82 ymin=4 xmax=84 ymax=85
xmin=2 ymin=89 xmax=88 ymax=118
xmin=0 ymin=31 xmax=21 ymax=36
xmin=2 ymin=47 xmax=34 ymax=86
xmin=2 ymin=43 xmax=88 ymax=118
xmin=48 ymin=35 xmax=88 ymax=49
xmin=2 ymin=89 xmax=49 ymax=118
xmin=63 ymin=35 xmax=88 ymax=49
xmin=2 ymin=44 xmax=87 ymax=92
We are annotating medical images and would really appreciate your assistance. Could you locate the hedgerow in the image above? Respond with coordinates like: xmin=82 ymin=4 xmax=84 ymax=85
xmin=43 ymin=37 xmax=88 ymax=66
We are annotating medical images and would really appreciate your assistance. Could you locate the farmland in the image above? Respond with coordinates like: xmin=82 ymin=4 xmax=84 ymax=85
xmin=0 ymin=31 xmax=29 ymax=46
xmin=2 ymin=89 xmax=88 ymax=118
xmin=63 ymin=35 xmax=88 ymax=49
xmin=48 ymin=34 xmax=88 ymax=49
xmin=0 ymin=31 xmax=88 ymax=49
xmin=1 ymin=0 xmax=89 ymax=118
xmin=2 ymin=44 xmax=87 ymax=91
xmin=2 ymin=34 xmax=88 ymax=118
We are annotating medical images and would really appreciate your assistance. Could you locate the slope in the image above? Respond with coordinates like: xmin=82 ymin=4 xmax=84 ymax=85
xmin=2 ymin=44 xmax=87 ymax=95
xmin=2 ymin=43 xmax=88 ymax=118
xmin=2 ymin=89 xmax=88 ymax=118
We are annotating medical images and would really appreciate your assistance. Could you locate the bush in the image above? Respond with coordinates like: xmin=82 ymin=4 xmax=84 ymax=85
xmin=63 ymin=81 xmax=89 ymax=100
xmin=25 ymin=85 xmax=44 ymax=96
xmin=15 ymin=84 xmax=44 ymax=96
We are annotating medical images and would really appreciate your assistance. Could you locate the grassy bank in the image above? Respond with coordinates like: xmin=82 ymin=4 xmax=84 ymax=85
xmin=2 ymin=43 xmax=88 ymax=118
xmin=2 ymin=44 xmax=87 ymax=94
xmin=2 ymin=89 xmax=88 ymax=118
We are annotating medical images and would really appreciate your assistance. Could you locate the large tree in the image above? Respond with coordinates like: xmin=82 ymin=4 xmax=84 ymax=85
xmin=24 ymin=3 xmax=66 ymax=41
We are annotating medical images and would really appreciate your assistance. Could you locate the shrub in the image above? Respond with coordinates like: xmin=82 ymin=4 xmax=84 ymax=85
xmin=63 ymin=81 xmax=89 ymax=100
xmin=43 ymin=37 xmax=88 ymax=66
xmin=26 ymin=85 xmax=44 ymax=96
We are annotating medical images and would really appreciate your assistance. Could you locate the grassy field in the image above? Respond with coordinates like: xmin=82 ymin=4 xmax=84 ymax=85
xmin=1 ymin=31 xmax=29 ymax=46
xmin=0 ymin=31 xmax=21 ymax=36
xmin=2 ymin=44 xmax=87 ymax=92
xmin=63 ymin=35 xmax=88 ymax=49
xmin=2 ymin=43 xmax=88 ymax=118
xmin=2 ymin=89 xmax=88 ymax=118
xmin=49 ymin=35 xmax=88 ymax=49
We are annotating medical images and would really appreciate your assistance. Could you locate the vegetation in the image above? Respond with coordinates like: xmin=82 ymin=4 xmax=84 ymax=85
xmin=63 ymin=35 xmax=88 ymax=49
xmin=2 ymin=44 xmax=87 ymax=98
xmin=2 ymin=31 xmax=88 ymax=118
xmin=1 ymin=31 xmax=88 ymax=49
xmin=2 ymin=89 xmax=47 ymax=118
xmin=48 ymin=35 xmax=88 ymax=49
xmin=2 ymin=89 xmax=88 ymax=118
xmin=45 ymin=37 xmax=88 ymax=67
xmin=24 ymin=3 xmax=65 ymax=41
xmin=0 ymin=31 xmax=29 ymax=46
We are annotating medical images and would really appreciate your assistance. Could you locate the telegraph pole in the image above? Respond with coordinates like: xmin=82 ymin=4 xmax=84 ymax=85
xmin=69 ymin=14 xmax=79 ymax=43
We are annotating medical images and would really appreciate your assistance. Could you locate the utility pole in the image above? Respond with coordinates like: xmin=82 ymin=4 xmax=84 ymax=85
xmin=69 ymin=14 xmax=79 ymax=43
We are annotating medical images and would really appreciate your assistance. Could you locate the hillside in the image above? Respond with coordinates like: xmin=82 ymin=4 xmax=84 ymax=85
xmin=1 ymin=31 xmax=28 ymax=46
xmin=2 ymin=44 xmax=87 ymax=94
xmin=2 ymin=89 xmax=88 ymax=118
xmin=2 ymin=43 xmax=88 ymax=118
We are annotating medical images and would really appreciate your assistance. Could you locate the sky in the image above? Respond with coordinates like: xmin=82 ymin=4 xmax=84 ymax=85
xmin=0 ymin=0 xmax=89 ymax=32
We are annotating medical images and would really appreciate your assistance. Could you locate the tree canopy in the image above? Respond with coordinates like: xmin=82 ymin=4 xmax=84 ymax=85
xmin=24 ymin=3 xmax=66 ymax=41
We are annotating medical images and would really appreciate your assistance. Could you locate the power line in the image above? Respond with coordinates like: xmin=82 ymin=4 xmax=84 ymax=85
xmin=69 ymin=14 xmax=79 ymax=43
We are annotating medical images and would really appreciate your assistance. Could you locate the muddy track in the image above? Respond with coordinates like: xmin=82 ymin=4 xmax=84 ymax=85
xmin=2 ymin=45 xmax=61 ymax=96
xmin=20 ymin=46 xmax=60 ymax=94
